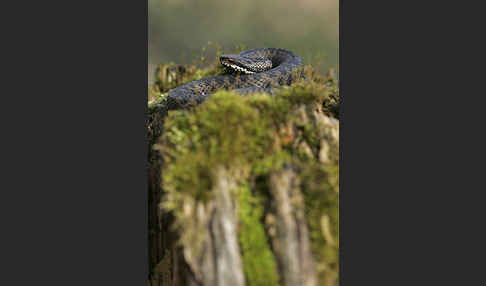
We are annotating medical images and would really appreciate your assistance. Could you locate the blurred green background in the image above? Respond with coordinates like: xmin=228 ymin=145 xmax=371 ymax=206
xmin=148 ymin=0 xmax=339 ymax=84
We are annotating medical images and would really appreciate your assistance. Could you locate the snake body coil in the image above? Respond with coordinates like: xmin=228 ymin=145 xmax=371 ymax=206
xmin=166 ymin=48 xmax=303 ymax=110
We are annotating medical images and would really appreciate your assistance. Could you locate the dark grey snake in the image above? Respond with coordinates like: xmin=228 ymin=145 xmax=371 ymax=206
xmin=166 ymin=48 xmax=303 ymax=110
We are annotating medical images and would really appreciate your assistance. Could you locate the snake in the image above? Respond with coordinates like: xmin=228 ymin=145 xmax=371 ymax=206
xmin=165 ymin=48 xmax=303 ymax=110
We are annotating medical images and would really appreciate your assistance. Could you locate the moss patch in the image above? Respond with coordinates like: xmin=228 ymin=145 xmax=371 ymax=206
xmin=237 ymin=184 xmax=280 ymax=286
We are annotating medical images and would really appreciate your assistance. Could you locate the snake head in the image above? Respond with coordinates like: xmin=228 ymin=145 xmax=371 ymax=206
xmin=220 ymin=54 xmax=273 ymax=74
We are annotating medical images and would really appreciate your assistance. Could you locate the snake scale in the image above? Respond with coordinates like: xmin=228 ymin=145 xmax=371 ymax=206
xmin=166 ymin=48 xmax=303 ymax=110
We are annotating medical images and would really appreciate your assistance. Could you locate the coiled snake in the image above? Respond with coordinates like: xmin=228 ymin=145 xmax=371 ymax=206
xmin=166 ymin=48 xmax=303 ymax=110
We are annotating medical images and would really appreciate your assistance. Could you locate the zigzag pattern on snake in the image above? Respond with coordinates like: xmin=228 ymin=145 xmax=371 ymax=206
xmin=165 ymin=48 xmax=303 ymax=110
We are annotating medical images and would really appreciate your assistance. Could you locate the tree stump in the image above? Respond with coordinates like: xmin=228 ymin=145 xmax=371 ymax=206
xmin=148 ymin=76 xmax=339 ymax=286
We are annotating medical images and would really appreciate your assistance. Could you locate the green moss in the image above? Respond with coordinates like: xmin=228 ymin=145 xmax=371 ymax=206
xmin=160 ymin=91 xmax=273 ymax=204
xmin=237 ymin=184 xmax=280 ymax=286
xmin=159 ymin=81 xmax=335 ymax=200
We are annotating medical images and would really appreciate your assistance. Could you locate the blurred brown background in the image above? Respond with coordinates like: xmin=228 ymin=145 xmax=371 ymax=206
xmin=148 ymin=0 xmax=339 ymax=84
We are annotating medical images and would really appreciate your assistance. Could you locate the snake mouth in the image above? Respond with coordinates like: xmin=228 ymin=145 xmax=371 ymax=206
xmin=221 ymin=61 xmax=255 ymax=74
xmin=223 ymin=63 xmax=255 ymax=74
xmin=220 ymin=56 xmax=256 ymax=74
